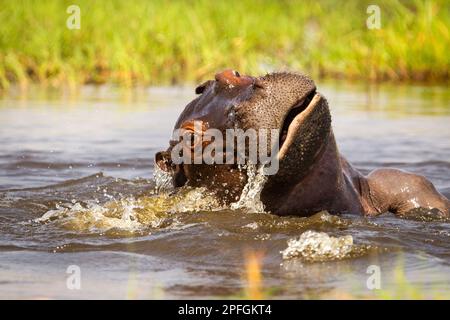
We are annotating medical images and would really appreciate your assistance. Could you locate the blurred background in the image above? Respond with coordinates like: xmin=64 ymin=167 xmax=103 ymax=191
xmin=1 ymin=0 xmax=450 ymax=300
xmin=0 ymin=0 xmax=448 ymax=90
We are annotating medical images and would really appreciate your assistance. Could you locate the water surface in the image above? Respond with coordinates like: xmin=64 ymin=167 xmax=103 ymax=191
xmin=0 ymin=82 xmax=449 ymax=299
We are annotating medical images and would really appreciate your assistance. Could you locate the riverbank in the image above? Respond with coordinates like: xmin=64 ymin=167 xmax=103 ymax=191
xmin=0 ymin=0 xmax=448 ymax=89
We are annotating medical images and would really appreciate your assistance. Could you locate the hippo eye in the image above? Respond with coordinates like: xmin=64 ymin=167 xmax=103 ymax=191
xmin=232 ymin=70 xmax=240 ymax=77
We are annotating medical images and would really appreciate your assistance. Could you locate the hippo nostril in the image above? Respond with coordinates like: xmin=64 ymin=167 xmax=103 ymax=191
xmin=232 ymin=70 xmax=240 ymax=77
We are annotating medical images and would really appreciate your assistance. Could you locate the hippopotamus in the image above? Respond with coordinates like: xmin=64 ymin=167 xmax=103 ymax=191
xmin=155 ymin=70 xmax=450 ymax=217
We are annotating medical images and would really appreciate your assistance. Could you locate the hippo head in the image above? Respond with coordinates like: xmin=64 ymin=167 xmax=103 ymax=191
xmin=155 ymin=70 xmax=332 ymax=207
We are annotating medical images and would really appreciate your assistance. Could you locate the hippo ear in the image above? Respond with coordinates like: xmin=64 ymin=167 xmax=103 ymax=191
xmin=195 ymin=80 xmax=213 ymax=94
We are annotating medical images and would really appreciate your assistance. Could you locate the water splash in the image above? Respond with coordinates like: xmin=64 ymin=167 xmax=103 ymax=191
xmin=231 ymin=164 xmax=267 ymax=213
xmin=153 ymin=163 xmax=174 ymax=193
xmin=281 ymin=230 xmax=355 ymax=262
xmin=169 ymin=187 xmax=223 ymax=212
xmin=34 ymin=162 xmax=270 ymax=235
xmin=34 ymin=187 xmax=222 ymax=235
xmin=35 ymin=198 xmax=160 ymax=235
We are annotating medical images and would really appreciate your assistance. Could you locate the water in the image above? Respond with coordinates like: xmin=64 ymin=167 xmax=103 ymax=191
xmin=0 ymin=83 xmax=449 ymax=299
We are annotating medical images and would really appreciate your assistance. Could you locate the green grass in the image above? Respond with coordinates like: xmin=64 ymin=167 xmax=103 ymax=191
xmin=0 ymin=0 xmax=448 ymax=89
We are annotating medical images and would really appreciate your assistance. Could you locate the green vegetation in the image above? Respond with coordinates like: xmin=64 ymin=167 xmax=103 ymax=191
xmin=0 ymin=0 xmax=448 ymax=89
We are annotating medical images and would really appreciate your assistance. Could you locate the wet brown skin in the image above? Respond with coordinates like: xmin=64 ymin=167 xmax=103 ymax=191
xmin=155 ymin=70 xmax=450 ymax=217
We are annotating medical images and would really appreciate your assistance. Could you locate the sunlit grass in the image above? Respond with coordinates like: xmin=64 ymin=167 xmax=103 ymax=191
xmin=0 ymin=0 xmax=448 ymax=89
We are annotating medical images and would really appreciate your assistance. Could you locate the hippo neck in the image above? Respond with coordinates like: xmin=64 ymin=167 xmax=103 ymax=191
xmin=262 ymin=131 xmax=363 ymax=215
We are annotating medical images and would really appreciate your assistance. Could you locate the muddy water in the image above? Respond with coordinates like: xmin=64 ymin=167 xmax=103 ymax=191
xmin=0 ymin=83 xmax=449 ymax=299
